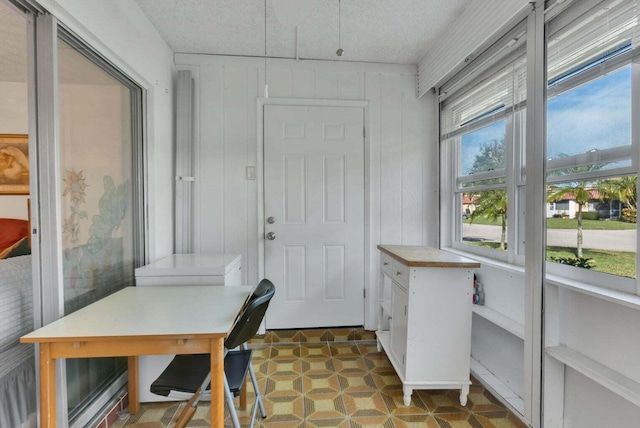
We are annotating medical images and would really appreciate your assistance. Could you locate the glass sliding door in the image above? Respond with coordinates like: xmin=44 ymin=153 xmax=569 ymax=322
xmin=56 ymin=32 xmax=143 ymax=421
xmin=0 ymin=2 xmax=36 ymax=427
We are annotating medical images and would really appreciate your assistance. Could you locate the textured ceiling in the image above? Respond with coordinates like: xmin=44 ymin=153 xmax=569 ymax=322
xmin=0 ymin=3 xmax=27 ymax=83
xmin=134 ymin=0 xmax=469 ymax=65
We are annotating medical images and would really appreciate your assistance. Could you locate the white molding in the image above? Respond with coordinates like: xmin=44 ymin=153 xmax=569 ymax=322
xmin=176 ymin=53 xmax=417 ymax=75
xmin=546 ymin=345 xmax=640 ymax=408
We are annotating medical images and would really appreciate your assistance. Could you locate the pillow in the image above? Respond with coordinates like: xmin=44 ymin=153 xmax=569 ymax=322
xmin=0 ymin=236 xmax=30 ymax=259
xmin=0 ymin=218 xmax=29 ymax=253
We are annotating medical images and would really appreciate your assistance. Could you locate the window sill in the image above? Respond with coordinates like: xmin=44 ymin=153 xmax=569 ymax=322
xmin=443 ymin=247 xmax=524 ymax=274
xmin=546 ymin=274 xmax=640 ymax=311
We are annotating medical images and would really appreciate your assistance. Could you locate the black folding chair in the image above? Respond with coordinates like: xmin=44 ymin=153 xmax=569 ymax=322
xmin=150 ymin=279 xmax=275 ymax=428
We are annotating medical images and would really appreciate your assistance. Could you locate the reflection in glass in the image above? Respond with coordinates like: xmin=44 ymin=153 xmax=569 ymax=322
xmin=58 ymin=38 xmax=137 ymax=418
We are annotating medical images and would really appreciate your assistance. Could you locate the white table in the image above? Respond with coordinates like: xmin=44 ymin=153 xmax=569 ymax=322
xmin=21 ymin=285 xmax=251 ymax=428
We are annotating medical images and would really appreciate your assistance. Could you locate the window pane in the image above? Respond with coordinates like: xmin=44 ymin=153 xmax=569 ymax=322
xmin=462 ymin=190 xmax=508 ymax=251
xmin=58 ymin=37 xmax=139 ymax=418
xmin=461 ymin=121 xmax=506 ymax=176
xmin=547 ymin=66 xmax=631 ymax=172
xmin=546 ymin=177 xmax=636 ymax=278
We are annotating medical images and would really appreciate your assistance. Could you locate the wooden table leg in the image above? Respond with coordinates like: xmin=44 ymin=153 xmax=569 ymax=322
xmin=210 ymin=337 xmax=225 ymax=428
xmin=128 ymin=356 xmax=140 ymax=414
xmin=240 ymin=377 xmax=247 ymax=409
xmin=39 ymin=343 xmax=56 ymax=428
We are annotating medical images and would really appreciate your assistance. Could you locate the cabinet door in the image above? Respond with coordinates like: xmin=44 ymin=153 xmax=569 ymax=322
xmin=390 ymin=282 xmax=408 ymax=372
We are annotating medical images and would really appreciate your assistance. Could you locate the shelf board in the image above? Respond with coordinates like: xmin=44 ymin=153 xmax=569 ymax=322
xmin=546 ymin=274 xmax=640 ymax=311
xmin=472 ymin=305 xmax=524 ymax=339
xmin=546 ymin=345 xmax=640 ymax=407
xmin=470 ymin=357 xmax=525 ymax=417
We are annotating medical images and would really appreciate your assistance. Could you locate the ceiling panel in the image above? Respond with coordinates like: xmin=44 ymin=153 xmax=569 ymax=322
xmin=134 ymin=0 xmax=470 ymax=65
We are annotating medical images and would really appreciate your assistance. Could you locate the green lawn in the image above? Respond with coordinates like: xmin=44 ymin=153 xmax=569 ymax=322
xmin=464 ymin=216 xmax=636 ymax=230
xmin=467 ymin=242 xmax=636 ymax=277
xmin=546 ymin=246 xmax=636 ymax=278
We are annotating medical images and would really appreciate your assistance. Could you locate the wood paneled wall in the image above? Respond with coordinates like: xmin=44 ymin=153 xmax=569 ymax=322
xmin=175 ymin=54 xmax=437 ymax=328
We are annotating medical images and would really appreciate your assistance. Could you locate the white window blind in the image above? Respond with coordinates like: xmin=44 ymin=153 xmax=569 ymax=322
xmin=547 ymin=0 xmax=640 ymax=86
xmin=440 ymin=51 xmax=527 ymax=140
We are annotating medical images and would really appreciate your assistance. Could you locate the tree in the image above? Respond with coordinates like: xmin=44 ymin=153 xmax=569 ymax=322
xmin=547 ymin=156 xmax=603 ymax=257
xmin=597 ymin=175 xmax=637 ymax=223
xmin=465 ymin=139 xmax=508 ymax=250
xmin=468 ymin=189 xmax=508 ymax=250
xmin=466 ymin=139 xmax=505 ymax=175
xmin=547 ymin=184 xmax=591 ymax=257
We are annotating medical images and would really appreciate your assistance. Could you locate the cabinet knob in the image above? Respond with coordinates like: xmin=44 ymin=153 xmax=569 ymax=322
xmin=383 ymin=262 xmax=389 ymax=266
xmin=396 ymin=271 xmax=402 ymax=276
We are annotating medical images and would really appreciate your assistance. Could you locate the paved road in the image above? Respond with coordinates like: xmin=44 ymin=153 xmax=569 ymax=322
xmin=463 ymin=224 xmax=637 ymax=252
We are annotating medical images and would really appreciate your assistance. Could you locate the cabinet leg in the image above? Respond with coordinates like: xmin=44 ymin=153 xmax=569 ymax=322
xmin=459 ymin=384 xmax=469 ymax=406
xmin=376 ymin=338 xmax=381 ymax=352
xmin=402 ymin=386 xmax=412 ymax=406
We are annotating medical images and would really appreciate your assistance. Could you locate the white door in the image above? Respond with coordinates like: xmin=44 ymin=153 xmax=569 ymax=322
xmin=264 ymin=105 xmax=364 ymax=329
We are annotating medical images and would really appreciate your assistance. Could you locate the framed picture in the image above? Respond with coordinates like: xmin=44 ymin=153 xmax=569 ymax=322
xmin=0 ymin=134 xmax=29 ymax=195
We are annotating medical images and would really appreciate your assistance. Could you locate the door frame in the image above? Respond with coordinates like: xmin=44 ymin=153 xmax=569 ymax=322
xmin=257 ymin=98 xmax=374 ymax=329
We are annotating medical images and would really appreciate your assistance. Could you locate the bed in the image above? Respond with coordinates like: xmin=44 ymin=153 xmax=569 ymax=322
xmin=0 ymin=217 xmax=36 ymax=428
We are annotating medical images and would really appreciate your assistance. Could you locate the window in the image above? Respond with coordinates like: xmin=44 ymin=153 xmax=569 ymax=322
xmin=440 ymin=21 xmax=527 ymax=263
xmin=545 ymin=0 xmax=638 ymax=292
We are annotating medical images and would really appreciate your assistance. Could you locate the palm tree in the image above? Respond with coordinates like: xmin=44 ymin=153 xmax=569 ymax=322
xmin=468 ymin=189 xmax=508 ymax=250
xmin=547 ymin=183 xmax=591 ymax=257
xmin=597 ymin=175 xmax=637 ymax=222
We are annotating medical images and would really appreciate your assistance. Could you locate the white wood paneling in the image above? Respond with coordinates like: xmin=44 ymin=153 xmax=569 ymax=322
xmin=176 ymin=54 xmax=430 ymax=329
xmin=417 ymin=0 xmax=531 ymax=96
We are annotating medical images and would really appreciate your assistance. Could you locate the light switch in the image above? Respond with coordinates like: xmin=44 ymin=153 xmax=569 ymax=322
xmin=246 ymin=166 xmax=256 ymax=180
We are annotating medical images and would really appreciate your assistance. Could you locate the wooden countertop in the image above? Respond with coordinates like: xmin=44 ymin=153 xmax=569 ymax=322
xmin=378 ymin=245 xmax=481 ymax=268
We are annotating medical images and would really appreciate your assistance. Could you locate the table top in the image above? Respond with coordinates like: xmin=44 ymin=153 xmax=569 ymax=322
xmin=378 ymin=245 xmax=481 ymax=268
xmin=21 ymin=286 xmax=252 ymax=343
xmin=135 ymin=253 xmax=242 ymax=277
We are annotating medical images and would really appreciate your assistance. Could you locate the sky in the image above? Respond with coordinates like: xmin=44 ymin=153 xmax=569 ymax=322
xmin=460 ymin=65 xmax=632 ymax=175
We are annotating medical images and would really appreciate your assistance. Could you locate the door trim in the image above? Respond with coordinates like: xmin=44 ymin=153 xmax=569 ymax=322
xmin=257 ymin=98 xmax=373 ymax=328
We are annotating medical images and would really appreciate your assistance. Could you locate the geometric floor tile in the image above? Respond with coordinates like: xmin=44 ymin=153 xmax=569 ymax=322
xmin=109 ymin=327 xmax=527 ymax=428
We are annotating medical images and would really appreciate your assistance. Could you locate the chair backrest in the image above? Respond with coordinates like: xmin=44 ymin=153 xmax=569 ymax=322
xmin=225 ymin=279 xmax=275 ymax=349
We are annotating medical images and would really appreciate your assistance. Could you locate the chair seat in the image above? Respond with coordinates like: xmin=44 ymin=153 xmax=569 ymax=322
xmin=150 ymin=350 xmax=253 ymax=398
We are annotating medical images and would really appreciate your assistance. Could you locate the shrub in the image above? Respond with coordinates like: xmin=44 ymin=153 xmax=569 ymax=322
xmin=581 ymin=211 xmax=599 ymax=220
xmin=621 ymin=207 xmax=637 ymax=223
xmin=549 ymin=256 xmax=594 ymax=269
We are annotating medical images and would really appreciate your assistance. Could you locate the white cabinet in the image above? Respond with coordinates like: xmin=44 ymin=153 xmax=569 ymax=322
xmin=376 ymin=245 xmax=480 ymax=406
xmin=135 ymin=253 xmax=242 ymax=402
xmin=135 ymin=253 xmax=242 ymax=286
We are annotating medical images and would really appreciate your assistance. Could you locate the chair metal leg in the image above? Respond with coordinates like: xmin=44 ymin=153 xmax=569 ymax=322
xmin=248 ymin=364 xmax=266 ymax=418
xmin=224 ymin=375 xmax=241 ymax=428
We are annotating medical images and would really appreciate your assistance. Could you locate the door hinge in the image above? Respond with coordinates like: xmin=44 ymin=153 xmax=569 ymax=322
xmin=404 ymin=305 xmax=407 ymax=316
xmin=363 ymin=127 xmax=365 ymax=138
xmin=363 ymin=288 xmax=366 ymax=298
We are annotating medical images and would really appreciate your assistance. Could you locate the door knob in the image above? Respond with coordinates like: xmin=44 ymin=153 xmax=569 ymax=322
xmin=266 ymin=232 xmax=276 ymax=240
xmin=267 ymin=216 xmax=275 ymax=224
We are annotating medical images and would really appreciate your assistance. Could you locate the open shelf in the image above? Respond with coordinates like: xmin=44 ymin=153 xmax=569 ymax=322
xmin=471 ymin=356 xmax=524 ymax=416
xmin=546 ymin=345 xmax=640 ymax=407
xmin=472 ymin=305 xmax=524 ymax=339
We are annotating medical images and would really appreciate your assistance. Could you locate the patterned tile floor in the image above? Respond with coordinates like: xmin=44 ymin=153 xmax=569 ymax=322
xmin=112 ymin=328 xmax=527 ymax=428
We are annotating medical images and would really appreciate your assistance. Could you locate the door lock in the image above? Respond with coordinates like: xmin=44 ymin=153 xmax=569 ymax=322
xmin=267 ymin=217 xmax=275 ymax=224
xmin=266 ymin=232 xmax=276 ymax=240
